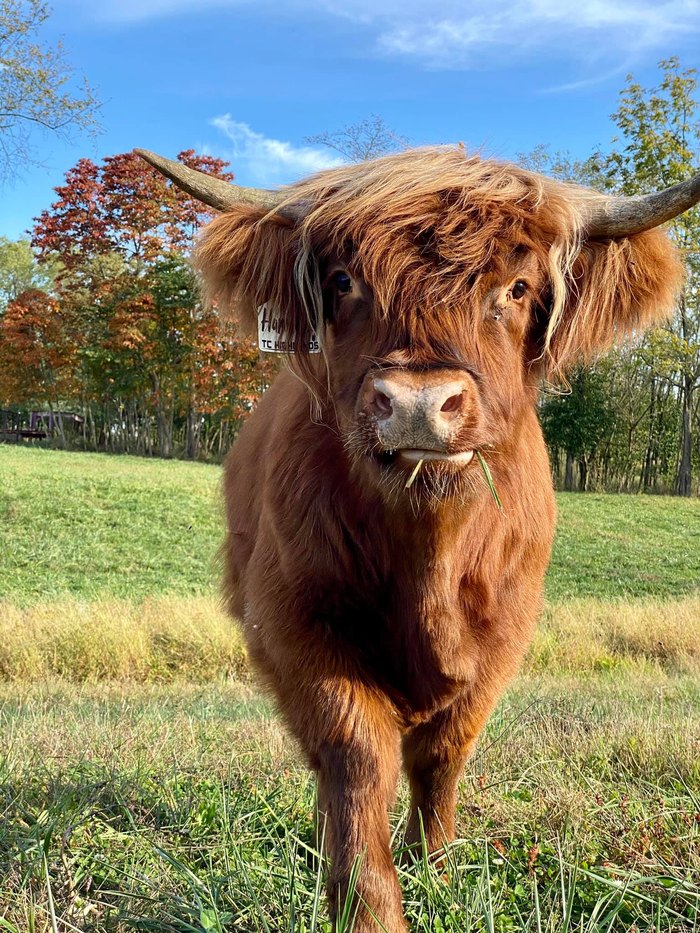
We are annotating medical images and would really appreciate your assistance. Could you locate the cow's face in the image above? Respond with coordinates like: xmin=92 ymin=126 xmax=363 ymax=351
xmin=187 ymin=148 xmax=682 ymax=505
xmin=318 ymin=247 xmax=545 ymax=500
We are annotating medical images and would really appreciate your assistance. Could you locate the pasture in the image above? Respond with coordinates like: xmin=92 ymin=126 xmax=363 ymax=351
xmin=0 ymin=446 xmax=698 ymax=931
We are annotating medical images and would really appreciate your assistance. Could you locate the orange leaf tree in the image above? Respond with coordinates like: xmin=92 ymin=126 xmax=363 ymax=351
xmin=25 ymin=149 xmax=273 ymax=457
xmin=0 ymin=288 xmax=77 ymax=408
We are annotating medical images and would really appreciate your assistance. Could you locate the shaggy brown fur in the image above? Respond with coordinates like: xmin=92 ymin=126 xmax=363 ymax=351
xmin=195 ymin=147 xmax=682 ymax=932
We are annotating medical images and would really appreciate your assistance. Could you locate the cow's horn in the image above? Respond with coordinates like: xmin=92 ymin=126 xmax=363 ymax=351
xmin=585 ymin=171 xmax=700 ymax=237
xmin=135 ymin=148 xmax=281 ymax=212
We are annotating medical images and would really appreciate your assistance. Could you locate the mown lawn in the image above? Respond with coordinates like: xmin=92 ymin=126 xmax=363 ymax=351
xmin=0 ymin=448 xmax=222 ymax=604
xmin=0 ymin=445 xmax=698 ymax=604
xmin=551 ymin=493 xmax=700 ymax=600
xmin=0 ymin=444 xmax=698 ymax=931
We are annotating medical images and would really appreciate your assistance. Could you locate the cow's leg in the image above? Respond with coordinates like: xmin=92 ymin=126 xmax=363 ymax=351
xmin=282 ymin=679 xmax=407 ymax=933
xmin=401 ymin=692 xmax=493 ymax=859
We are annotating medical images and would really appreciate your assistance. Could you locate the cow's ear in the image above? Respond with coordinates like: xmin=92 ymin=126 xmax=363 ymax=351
xmin=195 ymin=206 xmax=315 ymax=348
xmin=543 ymin=226 xmax=683 ymax=374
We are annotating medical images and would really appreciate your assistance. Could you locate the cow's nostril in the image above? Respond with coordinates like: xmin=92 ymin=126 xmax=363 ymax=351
xmin=440 ymin=392 xmax=464 ymax=414
xmin=372 ymin=391 xmax=393 ymax=418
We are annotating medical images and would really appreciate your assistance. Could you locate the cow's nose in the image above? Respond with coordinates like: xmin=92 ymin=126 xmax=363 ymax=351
xmin=367 ymin=379 xmax=467 ymax=423
xmin=362 ymin=373 xmax=476 ymax=451
xmin=367 ymin=386 xmax=394 ymax=419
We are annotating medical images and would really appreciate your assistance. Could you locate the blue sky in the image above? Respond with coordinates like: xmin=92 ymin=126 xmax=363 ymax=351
xmin=1 ymin=0 xmax=699 ymax=240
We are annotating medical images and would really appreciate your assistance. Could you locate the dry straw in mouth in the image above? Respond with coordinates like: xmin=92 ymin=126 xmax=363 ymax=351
xmin=404 ymin=458 xmax=424 ymax=489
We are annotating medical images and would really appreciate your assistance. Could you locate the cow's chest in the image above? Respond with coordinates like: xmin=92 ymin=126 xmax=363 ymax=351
xmin=334 ymin=564 xmax=487 ymax=724
xmin=391 ymin=573 xmax=486 ymax=720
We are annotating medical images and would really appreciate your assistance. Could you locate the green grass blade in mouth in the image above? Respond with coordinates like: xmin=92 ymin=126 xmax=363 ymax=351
xmin=476 ymin=450 xmax=503 ymax=510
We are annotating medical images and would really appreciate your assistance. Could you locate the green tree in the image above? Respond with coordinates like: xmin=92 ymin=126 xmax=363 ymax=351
xmin=604 ymin=58 xmax=700 ymax=496
xmin=0 ymin=0 xmax=99 ymax=180
xmin=540 ymin=366 xmax=616 ymax=491
xmin=0 ymin=237 xmax=58 ymax=310
xmin=525 ymin=60 xmax=700 ymax=496
xmin=518 ymin=144 xmax=607 ymax=190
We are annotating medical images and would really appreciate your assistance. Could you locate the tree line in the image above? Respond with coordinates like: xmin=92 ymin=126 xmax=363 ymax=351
xmin=0 ymin=60 xmax=697 ymax=493
xmin=533 ymin=59 xmax=699 ymax=495
xmin=0 ymin=151 xmax=275 ymax=460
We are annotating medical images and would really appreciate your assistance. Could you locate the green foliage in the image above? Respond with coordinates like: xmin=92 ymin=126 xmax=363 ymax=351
xmin=540 ymin=367 xmax=615 ymax=462
xmin=0 ymin=0 xmax=100 ymax=180
xmin=606 ymin=57 xmax=700 ymax=199
xmin=517 ymin=143 xmax=608 ymax=190
xmin=0 ymin=237 xmax=58 ymax=310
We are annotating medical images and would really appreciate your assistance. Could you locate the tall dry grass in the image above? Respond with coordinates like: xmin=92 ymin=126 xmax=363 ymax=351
xmin=0 ymin=595 xmax=697 ymax=682
xmin=529 ymin=596 xmax=700 ymax=674
xmin=0 ymin=597 xmax=246 ymax=682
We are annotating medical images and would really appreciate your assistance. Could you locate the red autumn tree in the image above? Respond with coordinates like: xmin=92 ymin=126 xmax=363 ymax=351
xmin=25 ymin=149 xmax=270 ymax=458
xmin=31 ymin=159 xmax=107 ymax=271
xmin=0 ymin=288 xmax=77 ymax=407
xmin=32 ymin=149 xmax=234 ymax=269
xmin=166 ymin=149 xmax=235 ymax=248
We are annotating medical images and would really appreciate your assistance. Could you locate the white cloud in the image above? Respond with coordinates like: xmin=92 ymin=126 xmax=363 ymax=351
xmin=372 ymin=0 xmax=700 ymax=68
xmin=210 ymin=115 xmax=344 ymax=185
xmin=74 ymin=0 xmax=700 ymax=75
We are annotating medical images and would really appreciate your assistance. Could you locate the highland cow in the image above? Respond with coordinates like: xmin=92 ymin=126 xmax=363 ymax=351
xmin=139 ymin=145 xmax=698 ymax=933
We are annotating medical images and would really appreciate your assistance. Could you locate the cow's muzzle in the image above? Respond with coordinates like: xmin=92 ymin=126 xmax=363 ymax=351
xmin=358 ymin=369 xmax=481 ymax=463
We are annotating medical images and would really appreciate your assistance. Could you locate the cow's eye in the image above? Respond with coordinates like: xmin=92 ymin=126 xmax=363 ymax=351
xmin=510 ymin=280 xmax=527 ymax=300
xmin=334 ymin=271 xmax=353 ymax=295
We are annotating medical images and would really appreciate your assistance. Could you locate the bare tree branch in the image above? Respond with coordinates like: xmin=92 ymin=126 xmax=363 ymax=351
xmin=305 ymin=114 xmax=408 ymax=163
xmin=0 ymin=0 xmax=101 ymax=183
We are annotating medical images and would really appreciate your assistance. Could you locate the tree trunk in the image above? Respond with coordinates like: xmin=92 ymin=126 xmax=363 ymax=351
xmin=218 ymin=419 xmax=228 ymax=459
xmin=87 ymin=404 xmax=98 ymax=451
xmin=676 ymin=378 xmax=693 ymax=496
xmin=47 ymin=400 xmax=67 ymax=449
xmin=157 ymin=406 xmax=173 ymax=458
xmin=578 ymin=455 xmax=588 ymax=492
xmin=186 ymin=405 xmax=199 ymax=460
xmin=153 ymin=374 xmax=173 ymax=459
xmin=564 ymin=451 xmax=574 ymax=492
xmin=641 ymin=376 xmax=657 ymax=492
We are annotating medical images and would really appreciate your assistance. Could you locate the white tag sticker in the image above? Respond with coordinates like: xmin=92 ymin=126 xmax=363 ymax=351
xmin=257 ymin=304 xmax=320 ymax=354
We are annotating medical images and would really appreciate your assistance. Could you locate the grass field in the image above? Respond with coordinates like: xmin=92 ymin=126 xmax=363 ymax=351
xmin=0 ymin=445 xmax=699 ymax=931
xmin=1 ymin=447 xmax=699 ymax=605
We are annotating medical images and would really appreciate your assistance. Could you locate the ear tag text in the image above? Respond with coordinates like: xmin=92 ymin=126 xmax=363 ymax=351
xmin=257 ymin=304 xmax=320 ymax=354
